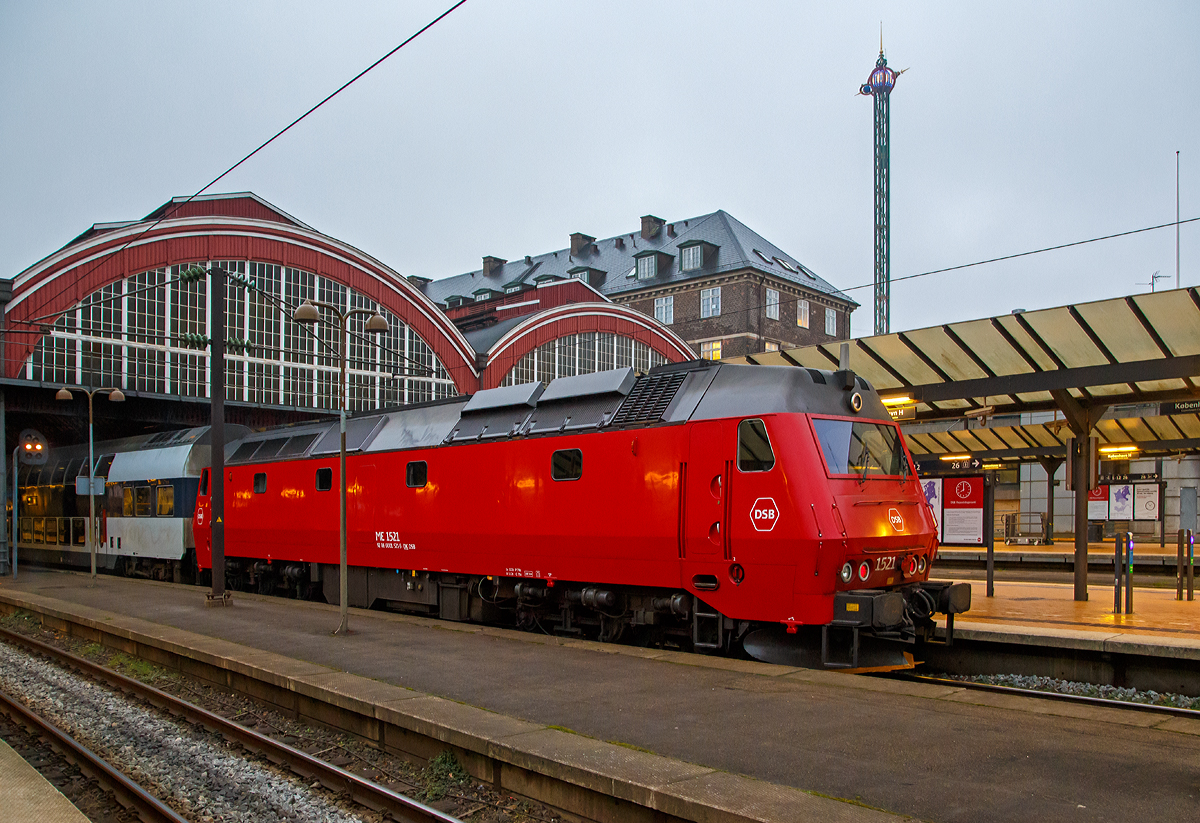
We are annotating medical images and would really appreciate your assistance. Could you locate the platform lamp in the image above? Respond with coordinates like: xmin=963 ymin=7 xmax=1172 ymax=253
xmin=292 ymin=299 xmax=388 ymax=635
xmin=56 ymin=387 xmax=125 ymax=582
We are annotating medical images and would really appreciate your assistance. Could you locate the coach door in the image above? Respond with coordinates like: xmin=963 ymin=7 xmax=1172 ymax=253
xmin=682 ymin=421 xmax=733 ymax=591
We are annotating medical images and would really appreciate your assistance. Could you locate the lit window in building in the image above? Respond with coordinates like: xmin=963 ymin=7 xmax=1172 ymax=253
xmin=28 ymin=262 xmax=456 ymax=413
xmin=700 ymin=287 xmax=721 ymax=318
xmin=681 ymin=245 xmax=702 ymax=272
xmin=701 ymin=340 xmax=722 ymax=360
xmin=765 ymin=289 xmax=779 ymax=321
xmin=825 ymin=307 xmax=837 ymax=336
xmin=637 ymin=255 xmax=656 ymax=279
xmin=654 ymin=296 xmax=674 ymax=325
xmin=765 ymin=341 xmax=780 ymax=352
xmin=797 ymin=299 xmax=810 ymax=328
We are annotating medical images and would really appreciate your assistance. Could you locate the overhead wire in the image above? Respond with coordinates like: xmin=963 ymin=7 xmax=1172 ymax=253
xmin=16 ymin=0 xmax=470 ymax=328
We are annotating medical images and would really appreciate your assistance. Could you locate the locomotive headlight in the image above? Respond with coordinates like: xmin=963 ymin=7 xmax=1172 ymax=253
xmin=840 ymin=562 xmax=854 ymax=583
xmin=918 ymin=556 xmax=927 ymax=574
xmin=857 ymin=561 xmax=871 ymax=582
xmin=905 ymin=556 xmax=919 ymax=576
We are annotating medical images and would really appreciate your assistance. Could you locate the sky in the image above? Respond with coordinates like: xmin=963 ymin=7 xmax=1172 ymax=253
xmin=1 ymin=1 xmax=1196 ymax=337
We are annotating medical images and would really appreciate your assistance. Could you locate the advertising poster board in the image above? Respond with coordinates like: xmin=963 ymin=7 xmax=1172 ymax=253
xmin=921 ymin=478 xmax=944 ymax=541
xmin=1133 ymin=484 xmax=1159 ymax=521
xmin=1109 ymin=484 xmax=1133 ymax=520
xmin=943 ymin=476 xmax=984 ymax=544
xmin=1087 ymin=485 xmax=1109 ymax=521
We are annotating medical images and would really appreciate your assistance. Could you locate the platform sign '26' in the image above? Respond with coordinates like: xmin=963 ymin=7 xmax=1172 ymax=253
xmin=750 ymin=498 xmax=780 ymax=532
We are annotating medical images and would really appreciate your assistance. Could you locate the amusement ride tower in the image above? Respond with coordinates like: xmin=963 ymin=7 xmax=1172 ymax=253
xmin=860 ymin=46 xmax=903 ymax=335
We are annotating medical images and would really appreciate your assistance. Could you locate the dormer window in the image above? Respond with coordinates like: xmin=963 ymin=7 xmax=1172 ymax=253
xmin=505 ymin=285 xmax=522 ymax=294
xmin=753 ymin=249 xmax=774 ymax=265
xmin=633 ymin=250 xmax=672 ymax=280
xmin=636 ymin=255 xmax=656 ymax=279
xmin=677 ymin=240 xmax=716 ymax=272
xmin=472 ymin=288 xmax=497 ymax=302
xmin=445 ymin=295 xmax=466 ymax=308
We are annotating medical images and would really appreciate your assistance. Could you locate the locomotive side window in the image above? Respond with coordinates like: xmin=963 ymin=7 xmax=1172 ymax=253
xmin=134 ymin=486 xmax=152 ymax=517
xmin=156 ymin=486 xmax=174 ymax=517
xmin=737 ymin=419 xmax=775 ymax=472
xmin=253 ymin=473 xmax=267 ymax=494
xmin=315 ymin=468 xmax=332 ymax=491
xmin=551 ymin=449 xmax=583 ymax=481
xmin=406 ymin=461 xmax=428 ymax=488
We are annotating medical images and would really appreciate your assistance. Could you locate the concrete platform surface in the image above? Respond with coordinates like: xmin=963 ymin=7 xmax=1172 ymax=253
xmin=0 ymin=737 xmax=90 ymax=823
xmin=3 ymin=570 xmax=1200 ymax=823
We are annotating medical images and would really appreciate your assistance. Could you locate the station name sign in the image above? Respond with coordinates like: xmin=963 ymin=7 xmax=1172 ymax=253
xmin=1160 ymin=399 xmax=1200 ymax=415
xmin=888 ymin=405 xmax=916 ymax=421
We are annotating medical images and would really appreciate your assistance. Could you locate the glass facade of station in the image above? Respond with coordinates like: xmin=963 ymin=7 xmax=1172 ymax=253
xmin=500 ymin=332 xmax=668 ymax=387
xmin=27 ymin=262 xmax=457 ymax=411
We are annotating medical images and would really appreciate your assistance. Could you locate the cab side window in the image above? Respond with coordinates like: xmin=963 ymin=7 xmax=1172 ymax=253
xmin=253 ymin=473 xmax=267 ymax=494
xmin=315 ymin=467 xmax=333 ymax=491
xmin=737 ymin=418 xmax=775 ymax=472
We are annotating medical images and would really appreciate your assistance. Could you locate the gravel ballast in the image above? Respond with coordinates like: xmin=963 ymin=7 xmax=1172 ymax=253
xmin=938 ymin=672 xmax=1200 ymax=710
xmin=0 ymin=638 xmax=369 ymax=823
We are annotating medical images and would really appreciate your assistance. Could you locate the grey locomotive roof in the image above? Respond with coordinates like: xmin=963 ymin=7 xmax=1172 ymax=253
xmin=221 ymin=363 xmax=887 ymax=466
xmin=421 ymin=211 xmax=858 ymax=308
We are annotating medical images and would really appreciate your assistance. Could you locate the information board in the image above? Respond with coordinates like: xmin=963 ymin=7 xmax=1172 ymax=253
xmin=1109 ymin=484 xmax=1133 ymax=520
xmin=1087 ymin=485 xmax=1109 ymax=520
xmin=942 ymin=476 xmax=984 ymax=544
xmin=1133 ymin=484 xmax=1159 ymax=521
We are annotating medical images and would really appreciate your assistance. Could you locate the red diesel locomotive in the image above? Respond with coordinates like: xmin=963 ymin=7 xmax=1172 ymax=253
xmin=193 ymin=361 xmax=969 ymax=668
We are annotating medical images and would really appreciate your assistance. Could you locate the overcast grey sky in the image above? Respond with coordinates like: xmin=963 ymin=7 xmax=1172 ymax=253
xmin=2 ymin=1 xmax=1196 ymax=335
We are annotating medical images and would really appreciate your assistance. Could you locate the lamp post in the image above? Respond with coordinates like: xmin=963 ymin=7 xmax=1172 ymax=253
xmin=55 ymin=387 xmax=125 ymax=581
xmin=292 ymin=299 xmax=388 ymax=634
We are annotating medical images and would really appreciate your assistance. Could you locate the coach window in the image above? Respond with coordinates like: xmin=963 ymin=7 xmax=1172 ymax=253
xmin=406 ymin=461 xmax=428 ymax=488
xmin=123 ymin=487 xmax=134 ymax=516
xmin=737 ymin=419 xmax=775 ymax=472
xmin=551 ymin=449 xmax=583 ymax=481
xmin=253 ymin=473 xmax=267 ymax=494
xmin=134 ymin=486 xmax=152 ymax=517
xmin=156 ymin=485 xmax=174 ymax=517
xmin=315 ymin=467 xmax=332 ymax=491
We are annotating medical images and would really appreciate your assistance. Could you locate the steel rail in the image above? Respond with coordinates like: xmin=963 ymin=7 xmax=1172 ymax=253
xmin=0 ymin=626 xmax=463 ymax=823
xmin=0 ymin=684 xmax=189 ymax=823
xmin=898 ymin=672 xmax=1200 ymax=719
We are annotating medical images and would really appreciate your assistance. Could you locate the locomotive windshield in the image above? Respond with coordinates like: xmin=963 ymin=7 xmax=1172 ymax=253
xmin=812 ymin=418 xmax=908 ymax=477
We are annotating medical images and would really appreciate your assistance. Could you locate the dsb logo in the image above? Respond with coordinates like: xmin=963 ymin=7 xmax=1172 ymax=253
xmin=888 ymin=507 xmax=904 ymax=531
xmin=750 ymin=497 xmax=780 ymax=532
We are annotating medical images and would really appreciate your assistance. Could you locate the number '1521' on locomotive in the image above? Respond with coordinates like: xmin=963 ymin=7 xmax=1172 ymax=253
xmin=193 ymin=361 xmax=970 ymax=669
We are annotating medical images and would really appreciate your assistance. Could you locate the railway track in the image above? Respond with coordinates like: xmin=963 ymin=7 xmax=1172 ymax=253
xmin=897 ymin=672 xmax=1200 ymax=720
xmin=0 ymin=626 xmax=463 ymax=823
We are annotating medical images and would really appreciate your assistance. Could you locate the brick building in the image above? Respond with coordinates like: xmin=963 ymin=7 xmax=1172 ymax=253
xmin=422 ymin=210 xmax=856 ymax=362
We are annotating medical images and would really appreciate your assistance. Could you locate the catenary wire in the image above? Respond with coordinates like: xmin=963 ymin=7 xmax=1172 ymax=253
xmin=18 ymin=0 xmax=469 ymax=327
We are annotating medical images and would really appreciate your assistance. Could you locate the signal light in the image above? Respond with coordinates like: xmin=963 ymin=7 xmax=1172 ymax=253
xmin=905 ymin=556 xmax=918 ymax=576
xmin=840 ymin=562 xmax=853 ymax=583
xmin=858 ymin=561 xmax=871 ymax=582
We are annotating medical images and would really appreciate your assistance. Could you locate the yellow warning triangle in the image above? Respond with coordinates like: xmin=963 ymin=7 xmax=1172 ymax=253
xmin=215 ymin=516 xmax=223 ymax=523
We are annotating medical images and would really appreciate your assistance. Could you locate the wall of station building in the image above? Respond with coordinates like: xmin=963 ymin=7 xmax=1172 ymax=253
xmin=26 ymin=261 xmax=458 ymax=412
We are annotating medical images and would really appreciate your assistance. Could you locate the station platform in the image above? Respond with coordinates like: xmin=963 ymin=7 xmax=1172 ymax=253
xmin=0 ymin=737 xmax=90 ymax=823
xmin=1 ymin=569 xmax=1198 ymax=823
xmin=939 ymin=538 xmax=1192 ymax=573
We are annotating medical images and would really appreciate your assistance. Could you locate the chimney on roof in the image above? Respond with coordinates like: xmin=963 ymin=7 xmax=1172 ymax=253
xmin=570 ymin=233 xmax=595 ymax=256
xmin=524 ymin=255 xmax=532 ymax=265
xmin=641 ymin=215 xmax=665 ymax=240
xmin=482 ymin=256 xmax=506 ymax=276
xmin=615 ymin=237 xmax=625 ymax=250
xmin=667 ymin=223 xmax=676 ymax=237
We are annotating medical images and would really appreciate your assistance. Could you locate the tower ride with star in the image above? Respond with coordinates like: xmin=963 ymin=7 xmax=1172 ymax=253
xmin=859 ymin=45 xmax=903 ymax=335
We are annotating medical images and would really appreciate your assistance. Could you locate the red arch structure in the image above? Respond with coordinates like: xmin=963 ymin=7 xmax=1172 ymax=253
xmin=6 ymin=194 xmax=480 ymax=392
xmin=481 ymin=302 xmax=695 ymax=389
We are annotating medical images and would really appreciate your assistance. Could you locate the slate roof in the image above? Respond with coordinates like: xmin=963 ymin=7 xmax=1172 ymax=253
xmin=420 ymin=210 xmax=857 ymax=308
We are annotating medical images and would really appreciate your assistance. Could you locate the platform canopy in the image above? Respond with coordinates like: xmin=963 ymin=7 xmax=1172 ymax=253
xmin=731 ymin=287 xmax=1200 ymax=460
